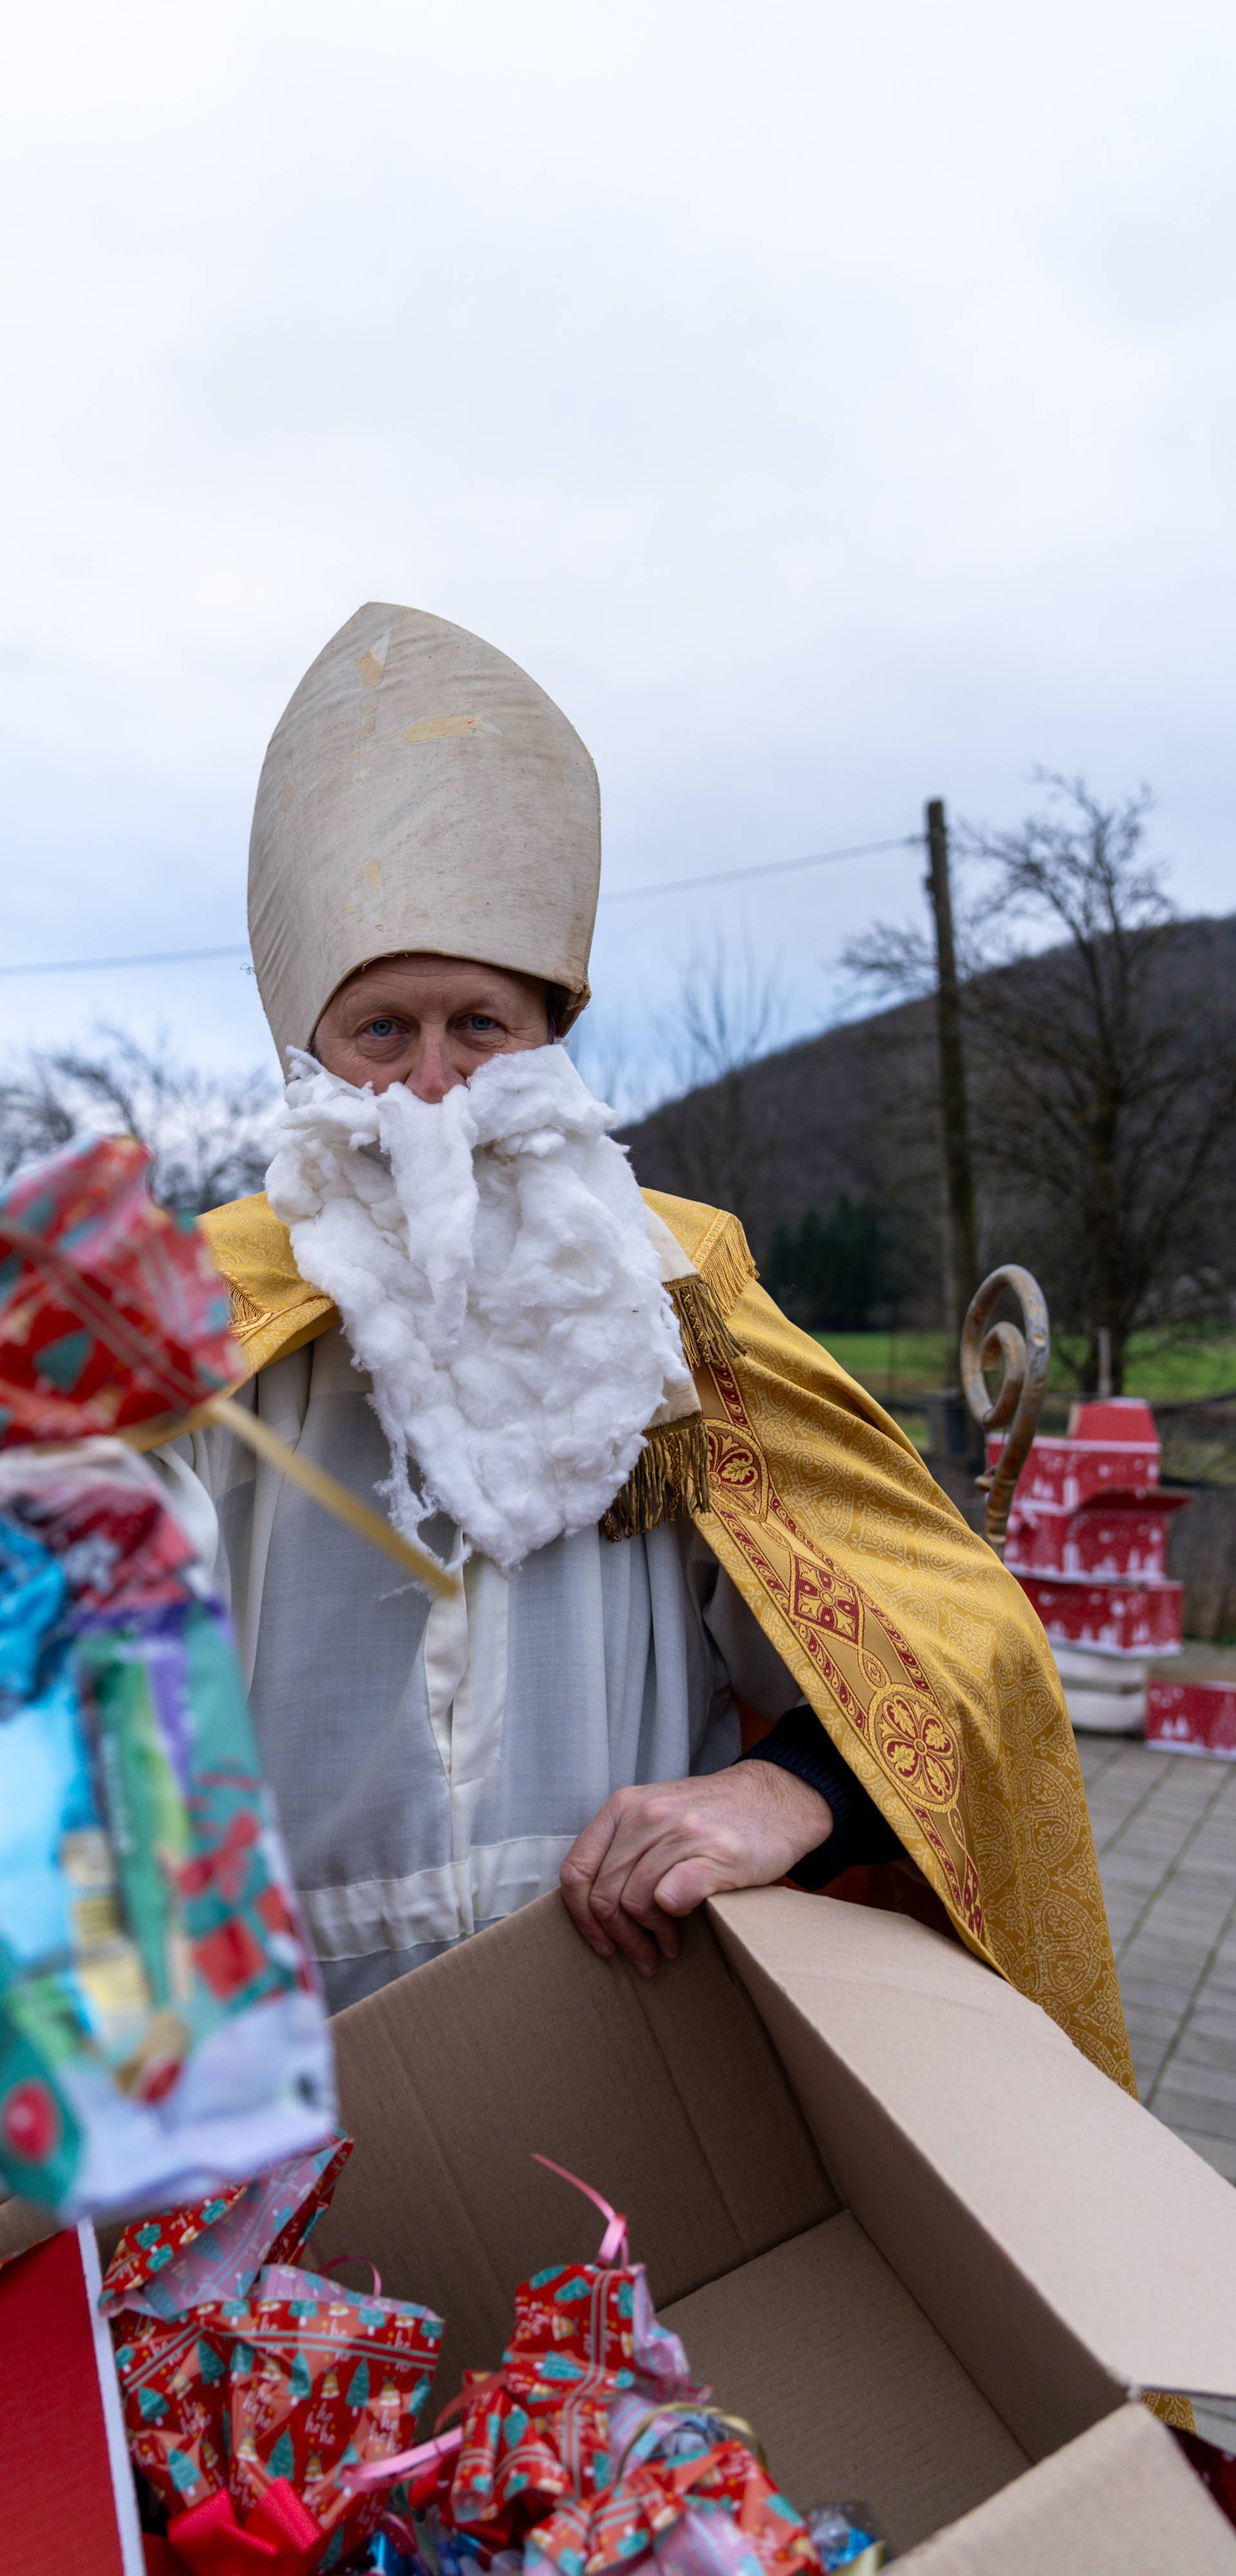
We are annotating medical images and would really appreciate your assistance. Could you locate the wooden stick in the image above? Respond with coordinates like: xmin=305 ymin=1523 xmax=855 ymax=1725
xmin=203 ymin=1394 xmax=459 ymax=1598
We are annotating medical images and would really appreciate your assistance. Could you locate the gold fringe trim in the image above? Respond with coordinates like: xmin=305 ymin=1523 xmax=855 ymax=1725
xmin=603 ymin=1414 xmax=711 ymax=1543
xmin=229 ymin=1282 xmax=274 ymax=1340
xmin=668 ymin=1273 xmax=742 ymax=1368
xmin=694 ymin=1212 xmax=758 ymax=1320
xmin=1141 ymin=2389 xmax=1197 ymax=2434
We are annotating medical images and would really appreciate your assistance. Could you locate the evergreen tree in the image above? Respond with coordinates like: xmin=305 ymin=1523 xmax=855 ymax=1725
xmin=767 ymin=1193 xmax=904 ymax=1331
xmin=268 ymin=2427 xmax=296 ymax=2480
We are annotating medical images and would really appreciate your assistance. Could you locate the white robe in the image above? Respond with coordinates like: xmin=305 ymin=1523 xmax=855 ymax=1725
xmin=156 ymin=1325 xmax=800 ymax=2010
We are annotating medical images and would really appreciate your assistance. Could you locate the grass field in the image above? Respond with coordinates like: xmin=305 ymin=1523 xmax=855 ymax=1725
xmin=818 ymin=1329 xmax=1236 ymax=1405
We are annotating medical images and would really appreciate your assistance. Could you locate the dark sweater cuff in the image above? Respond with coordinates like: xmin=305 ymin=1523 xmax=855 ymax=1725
xmin=737 ymin=1704 xmax=903 ymax=1891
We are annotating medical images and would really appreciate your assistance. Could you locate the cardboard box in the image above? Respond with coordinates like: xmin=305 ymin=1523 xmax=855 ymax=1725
xmin=302 ymin=1884 xmax=1236 ymax=2571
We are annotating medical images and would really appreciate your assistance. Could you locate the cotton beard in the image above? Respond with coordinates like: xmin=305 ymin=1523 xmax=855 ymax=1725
xmin=264 ymin=1046 xmax=694 ymax=1573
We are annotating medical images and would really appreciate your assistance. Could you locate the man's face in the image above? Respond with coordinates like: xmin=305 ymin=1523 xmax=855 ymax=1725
xmin=312 ymin=952 xmax=551 ymax=1099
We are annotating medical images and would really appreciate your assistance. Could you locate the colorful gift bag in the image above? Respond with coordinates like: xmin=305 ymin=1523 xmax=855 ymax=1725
xmin=0 ymin=1443 xmax=335 ymax=2217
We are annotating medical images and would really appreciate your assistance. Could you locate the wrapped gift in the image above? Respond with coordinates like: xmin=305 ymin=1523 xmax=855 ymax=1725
xmin=0 ymin=1133 xmax=456 ymax=1604
xmin=100 ymin=2138 xmax=352 ymax=2318
xmin=446 ymin=2254 xmax=692 ymax=2541
xmin=358 ymin=2164 xmax=827 ymax=2576
xmin=104 ymin=2140 xmax=444 ymax=2571
xmin=0 ymin=1134 xmax=238 ymax=1444
xmin=0 ymin=1133 xmax=335 ymax=2217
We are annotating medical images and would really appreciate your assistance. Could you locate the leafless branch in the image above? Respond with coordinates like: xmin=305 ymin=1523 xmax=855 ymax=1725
xmin=0 ymin=1024 xmax=279 ymax=1213
xmin=844 ymin=775 xmax=1236 ymax=1387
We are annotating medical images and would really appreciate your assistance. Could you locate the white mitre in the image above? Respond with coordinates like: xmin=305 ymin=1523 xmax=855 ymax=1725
xmin=248 ymin=602 xmax=600 ymax=1068
xmin=250 ymin=603 xmax=711 ymax=1569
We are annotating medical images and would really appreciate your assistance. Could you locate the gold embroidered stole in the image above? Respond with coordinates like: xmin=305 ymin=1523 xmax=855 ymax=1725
xmin=186 ymin=1184 xmax=1133 ymax=2094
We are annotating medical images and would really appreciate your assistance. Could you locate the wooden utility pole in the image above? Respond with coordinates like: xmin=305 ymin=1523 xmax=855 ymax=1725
xmin=924 ymin=797 xmax=979 ymax=1351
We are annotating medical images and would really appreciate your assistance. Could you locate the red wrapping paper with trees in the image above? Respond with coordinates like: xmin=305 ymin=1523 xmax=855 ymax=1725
xmin=355 ymin=2166 xmax=830 ymax=2576
xmin=102 ymin=2140 xmax=443 ymax=2570
xmin=0 ymin=1135 xmax=240 ymax=1444
xmin=104 ymin=2152 xmax=852 ymax=2576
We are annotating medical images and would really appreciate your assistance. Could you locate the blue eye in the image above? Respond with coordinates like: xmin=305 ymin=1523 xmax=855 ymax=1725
xmin=365 ymin=1018 xmax=396 ymax=1037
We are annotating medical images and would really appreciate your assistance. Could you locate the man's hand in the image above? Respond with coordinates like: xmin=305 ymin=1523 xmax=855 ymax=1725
xmin=559 ymin=1762 xmax=831 ymax=1977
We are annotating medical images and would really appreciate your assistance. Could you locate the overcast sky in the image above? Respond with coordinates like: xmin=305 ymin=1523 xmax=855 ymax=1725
xmin=3 ymin=0 xmax=1234 ymax=1086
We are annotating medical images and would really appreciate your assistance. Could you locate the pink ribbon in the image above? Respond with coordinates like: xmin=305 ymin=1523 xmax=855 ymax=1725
xmin=346 ymin=2155 xmax=628 ymax=2503
xmin=532 ymin=2154 xmax=629 ymax=2263
xmin=345 ymin=2421 xmax=465 ymax=2499
xmin=318 ymin=2251 xmax=384 ymax=2299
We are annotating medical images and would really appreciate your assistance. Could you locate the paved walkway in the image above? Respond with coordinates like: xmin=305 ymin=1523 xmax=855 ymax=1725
xmin=1078 ymin=1734 xmax=1236 ymax=2179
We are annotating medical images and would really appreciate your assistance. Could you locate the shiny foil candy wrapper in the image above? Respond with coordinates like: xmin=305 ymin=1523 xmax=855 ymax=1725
xmin=0 ymin=1441 xmax=335 ymax=2217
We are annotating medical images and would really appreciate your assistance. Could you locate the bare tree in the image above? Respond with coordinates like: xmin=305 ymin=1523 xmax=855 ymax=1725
xmin=844 ymin=776 xmax=1236 ymax=1389
xmin=568 ymin=1005 xmax=659 ymax=1128
xmin=665 ymin=935 xmax=783 ymax=1097
xmin=621 ymin=935 xmax=785 ymax=1220
xmin=0 ymin=1025 xmax=279 ymax=1214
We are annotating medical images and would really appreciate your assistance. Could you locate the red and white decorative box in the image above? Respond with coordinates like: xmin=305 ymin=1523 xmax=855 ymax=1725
xmin=1004 ymin=1497 xmax=1184 ymax=1580
xmin=1006 ymin=1420 xmax=1161 ymax=1513
xmin=0 ymin=2221 xmax=143 ymax=2574
xmin=1147 ymin=1680 xmax=1236 ymax=1759
xmin=1015 ymin=1572 xmax=1184 ymax=1657
xmin=991 ymin=1400 xmax=1188 ymax=1732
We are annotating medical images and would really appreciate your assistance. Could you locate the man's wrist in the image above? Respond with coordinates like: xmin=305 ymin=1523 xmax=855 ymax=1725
xmin=744 ymin=1756 xmax=834 ymax=1856
xmin=735 ymin=1703 xmax=904 ymax=1890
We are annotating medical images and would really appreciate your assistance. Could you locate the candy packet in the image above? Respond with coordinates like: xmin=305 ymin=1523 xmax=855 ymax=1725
xmin=0 ymin=1440 xmax=335 ymax=2217
xmin=804 ymin=2506 xmax=885 ymax=2573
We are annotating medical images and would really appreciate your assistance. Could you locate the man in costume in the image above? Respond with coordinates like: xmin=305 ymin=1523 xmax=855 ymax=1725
xmin=155 ymin=602 xmax=1132 ymax=2094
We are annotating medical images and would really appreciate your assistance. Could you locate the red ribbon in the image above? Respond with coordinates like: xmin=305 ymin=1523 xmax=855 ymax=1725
xmin=163 ymin=2479 xmax=322 ymax=2576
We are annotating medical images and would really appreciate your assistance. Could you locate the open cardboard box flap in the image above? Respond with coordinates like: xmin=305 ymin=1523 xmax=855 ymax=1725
xmin=708 ymin=1886 xmax=1236 ymax=2412
xmin=897 ymin=2403 xmax=1236 ymax=2573
xmin=307 ymin=1882 xmax=1236 ymax=2564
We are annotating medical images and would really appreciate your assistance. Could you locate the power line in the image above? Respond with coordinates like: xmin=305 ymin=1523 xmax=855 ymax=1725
xmin=0 ymin=944 xmax=249 ymax=979
xmin=0 ymin=831 xmax=924 ymax=977
xmin=599 ymin=833 xmax=922 ymax=905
